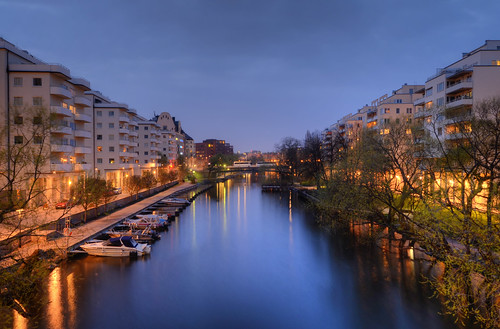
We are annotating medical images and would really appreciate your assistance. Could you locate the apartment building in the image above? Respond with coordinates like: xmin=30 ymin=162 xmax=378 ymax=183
xmin=0 ymin=38 xmax=93 ymax=202
xmin=136 ymin=118 xmax=161 ymax=175
xmin=368 ymin=84 xmax=423 ymax=134
xmin=414 ymin=40 xmax=500 ymax=142
xmin=86 ymin=91 xmax=140 ymax=188
xmin=195 ymin=139 xmax=233 ymax=165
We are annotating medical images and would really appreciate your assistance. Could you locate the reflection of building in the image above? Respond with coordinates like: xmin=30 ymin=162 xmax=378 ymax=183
xmin=195 ymin=139 xmax=233 ymax=164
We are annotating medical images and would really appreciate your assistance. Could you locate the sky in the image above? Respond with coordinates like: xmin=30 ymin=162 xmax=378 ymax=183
xmin=1 ymin=0 xmax=500 ymax=152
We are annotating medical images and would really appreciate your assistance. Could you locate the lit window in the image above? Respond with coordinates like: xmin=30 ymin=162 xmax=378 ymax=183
xmin=97 ymin=146 xmax=102 ymax=152
xmin=109 ymin=158 xmax=115 ymax=164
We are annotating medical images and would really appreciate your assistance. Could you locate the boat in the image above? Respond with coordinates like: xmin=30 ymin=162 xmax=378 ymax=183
xmin=162 ymin=197 xmax=190 ymax=205
xmin=80 ymin=236 xmax=151 ymax=257
xmin=106 ymin=225 xmax=161 ymax=243
xmin=123 ymin=214 xmax=169 ymax=230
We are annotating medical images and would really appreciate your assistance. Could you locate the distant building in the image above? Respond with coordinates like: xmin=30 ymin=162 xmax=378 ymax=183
xmin=195 ymin=139 xmax=233 ymax=164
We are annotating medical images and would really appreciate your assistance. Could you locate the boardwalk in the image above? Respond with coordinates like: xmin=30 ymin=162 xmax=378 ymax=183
xmin=1 ymin=182 xmax=196 ymax=268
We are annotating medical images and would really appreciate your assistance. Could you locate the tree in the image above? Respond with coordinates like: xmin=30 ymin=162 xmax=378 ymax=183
xmin=176 ymin=154 xmax=189 ymax=181
xmin=275 ymin=137 xmax=301 ymax=184
xmin=300 ymin=131 xmax=325 ymax=188
xmin=141 ymin=171 xmax=157 ymax=195
xmin=124 ymin=175 xmax=142 ymax=200
xmin=72 ymin=176 xmax=105 ymax=222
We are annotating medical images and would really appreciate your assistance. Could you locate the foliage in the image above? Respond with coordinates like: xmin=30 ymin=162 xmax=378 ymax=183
xmin=71 ymin=176 xmax=108 ymax=222
xmin=124 ymin=175 xmax=142 ymax=200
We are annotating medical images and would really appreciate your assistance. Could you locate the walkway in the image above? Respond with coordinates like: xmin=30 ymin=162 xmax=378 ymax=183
xmin=1 ymin=182 xmax=195 ymax=268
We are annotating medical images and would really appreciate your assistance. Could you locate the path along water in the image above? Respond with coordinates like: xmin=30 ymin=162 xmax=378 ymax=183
xmin=9 ymin=174 xmax=463 ymax=329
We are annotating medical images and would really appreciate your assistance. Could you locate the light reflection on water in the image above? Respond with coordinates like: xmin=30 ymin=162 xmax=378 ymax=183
xmin=16 ymin=174 xmax=464 ymax=329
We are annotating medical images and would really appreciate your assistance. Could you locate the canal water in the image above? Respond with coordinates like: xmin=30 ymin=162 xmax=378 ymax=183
xmin=15 ymin=174 xmax=461 ymax=328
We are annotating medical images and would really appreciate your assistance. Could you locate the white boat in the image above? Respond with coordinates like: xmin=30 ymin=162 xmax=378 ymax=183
xmin=124 ymin=214 xmax=169 ymax=230
xmin=162 ymin=197 xmax=190 ymax=204
xmin=81 ymin=236 xmax=151 ymax=257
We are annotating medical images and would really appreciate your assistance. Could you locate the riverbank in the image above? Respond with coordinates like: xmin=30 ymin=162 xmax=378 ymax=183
xmin=0 ymin=182 xmax=208 ymax=268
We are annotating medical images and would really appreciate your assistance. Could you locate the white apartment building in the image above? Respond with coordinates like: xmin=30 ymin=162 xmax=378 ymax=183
xmin=367 ymin=84 xmax=423 ymax=134
xmin=1 ymin=38 xmax=93 ymax=202
xmin=414 ymin=40 xmax=500 ymax=142
xmin=154 ymin=112 xmax=189 ymax=165
xmin=136 ymin=118 xmax=161 ymax=175
xmin=86 ymin=91 xmax=140 ymax=188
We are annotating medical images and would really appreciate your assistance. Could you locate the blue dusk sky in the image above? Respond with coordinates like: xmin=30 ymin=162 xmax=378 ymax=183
xmin=1 ymin=0 xmax=500 ymax=152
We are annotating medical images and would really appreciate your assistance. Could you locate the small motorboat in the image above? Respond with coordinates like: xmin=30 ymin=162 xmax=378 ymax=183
xmin=106 ymin=225 xmax=161 ymax=243
xmin=80 ymin=236 xmax=151 ymax=257
xmin=162 ymin=197 xmax=190 ymax=205
xmin=123 ymin=214 xmax=169 ymax=230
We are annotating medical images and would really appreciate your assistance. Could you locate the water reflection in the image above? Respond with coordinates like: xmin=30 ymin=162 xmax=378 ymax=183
xmin=13 ymin=175 xmax=464 ymax=328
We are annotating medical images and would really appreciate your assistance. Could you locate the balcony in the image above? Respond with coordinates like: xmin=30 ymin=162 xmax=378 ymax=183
xmin=118 ymin=115 xmax=130 ymax=123
xmin=446 ymin=96 xmax=473 ymax=109
xmin=414 ymin=97 xmax=425 ymax=106
xmin=74 ymin=146 xmax=91 ymax=154
xmin=51 ymin=106 xmax=72 ymax=117
xmin=446 ymin=81 xmax=473 ymax=95
xmin=51 ymin=163 xmax=74 ymax=172
xmin=128 ymin=120 xmax=138 ymax=126
xmin=129 ymin=141 xmax=138 ymax=147
xmin=119 ymin=151 xmax=134 ymax=158
xmin=118 ymin=128 xmax=129 ymax=134
xmin=118 ymin=139 xmax=130 ymax=146
xmin=74 ymin=113 xmax=91 ymax=123
xmin=74 ymin=130 xmax=92 ymax=139
xmin=51 ymin=144 xmax=74 ymax=153
xmin=69 ymin=78 xmax=91 ymax=90
xmin=128 ymin=131 xmax=138 ymax=137
xmin=52 ymin=126 xmax=73 ymax=135
xmin=75 ymin=163 xmax=92 ymax=171
xmin=50 ymin=86 xmax=72 ymax=99
xmin=74 ymin=96 xmax=92 ymax=107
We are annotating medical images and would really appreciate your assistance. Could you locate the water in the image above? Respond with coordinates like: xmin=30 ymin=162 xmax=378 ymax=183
xmin=13 ymin=175 xmax=461 ymax=328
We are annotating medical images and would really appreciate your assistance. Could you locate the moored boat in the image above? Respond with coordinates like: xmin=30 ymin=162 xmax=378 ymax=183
xmin=80 ymin=236 xmax=151 ymax=257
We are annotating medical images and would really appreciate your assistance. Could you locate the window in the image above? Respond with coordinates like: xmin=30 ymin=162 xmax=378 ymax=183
xmin=144 ymin=151 xmax=149 ymax=155
xmin=406 ymin=108 xmax=412 ymax=114
xmin=396 ymin=118 xmax=400 ymax=124
xmin=14 ymin=136 xmax=23 ymax=144
xmin=109 ymin=111 xmax=114 ymax=117
xmin=384 ymin=108 xmax=390 ymax=114
xmin=109 ymin=123 xmax=115 ymax=129
xmin=33 ymin=116 xmax=42 ymax=125
xmin=396 ymin=108 xmax=400 ymax=114
xmin=97 ymin=158 xmax=103 ymax=164
xmin=145 ymin=160 xmax=148 ymax=164
xmin=144 ymin=143 xmax=149 ymax=147
xmin=109 ymin=146 xmax=115 ymax=152
xmin=13 ymin=77 xmax=23 ymax=86
xmin=97 ymin=146 xmax=102 ymax=152
xmin=407 ymin=118 xmax=412 ymax=123
xmin=109 ymin=134 xmax=114 ymax=141
xmin=144 ymin=126 xmax=149 ymax=130
xmin=33 ymin=97 xmax=42 ymax=106
xmin=357 ymin=116 xmax=362 ymax=121
xmin=135 ymin=126 xmax=139 ymax=130
xmin=109 ymin=158 xmax=115 ymax=164
xmin=13 ymin=97 xmax=23 ymax=106
xmin=144 ymin=135 xmax=149 ymax=139
xmin=437 ymin=82 xmax=444 ymax=92
xmin=436 ymin=97 xmax=445 ymax=107
xmin=96 ymin=123 xmax=102 ymax=129
xmin=163 ymin=148 xmax=166 ymax=151
xmin=409 ymin=88 xmax=414 ymax=94
xmin=425 ymin=88 xmax=433 ymax=97
xmin=33 ymin=78 xmax=42 ymax=86
xmin=438 ymin=127 xmax=443 ymax=136
xmin=384 ymin=118 xmax=390 ymax=124
xmin=34 ymin=136 xmax=42 ymax=144
xmin=97 ymin=111 xmax=102 ymax=117
xmin=97 ymin=134 xmax=102 ymax=140
xmin=14 ymin=116 xmax=23 ymax=124
xmin=395 ymin=99 xmax=402 ymax=104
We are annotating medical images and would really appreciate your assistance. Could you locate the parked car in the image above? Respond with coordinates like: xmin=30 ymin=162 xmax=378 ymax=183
xmin=55 ymin=200 xmax=74 ymax=209
xmin=112 ymin=187 xmax=122 ymax=195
